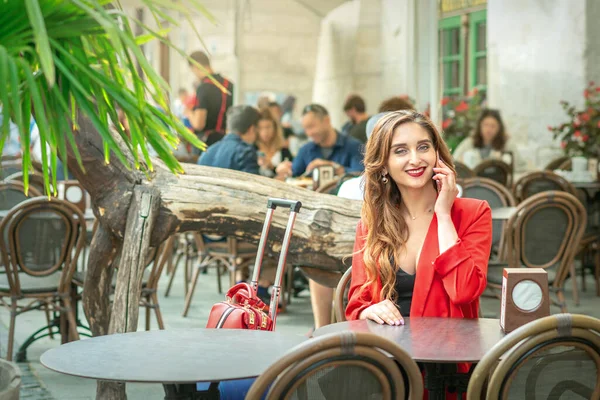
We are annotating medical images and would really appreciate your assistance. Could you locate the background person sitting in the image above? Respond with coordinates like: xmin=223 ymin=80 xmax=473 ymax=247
xmin=255 ymin=109 xmax=293 ymax=179
xmin=452 ymin=108 xmax=526 ymax=172
xmin=198 ymin=105 xmax=261 ymax=174
xmin=343 ymin=94 xmax=370 ymax=143
xmin=276 ymin=103 xmax=364 ymax=178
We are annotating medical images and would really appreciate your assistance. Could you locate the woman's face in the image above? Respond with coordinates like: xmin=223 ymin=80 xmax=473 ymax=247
xmin=258 ymin=119 xmax=275 ymax=143
xmin=480 ymin=116 xmax=500 ymax=144
xmin=385 ymin=122 xmax=437 ymax=190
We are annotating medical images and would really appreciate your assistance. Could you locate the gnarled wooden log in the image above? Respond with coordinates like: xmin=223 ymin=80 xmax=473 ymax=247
xmin=68 ymin=116 xmax=361 ymax=276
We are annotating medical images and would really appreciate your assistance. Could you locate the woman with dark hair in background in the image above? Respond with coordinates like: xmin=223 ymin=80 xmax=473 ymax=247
xmin=453 ymin=108 xmax=525 ymax=171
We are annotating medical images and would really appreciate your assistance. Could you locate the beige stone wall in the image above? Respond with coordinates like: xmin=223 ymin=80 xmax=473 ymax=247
xmin=121 ymin=0 xmax=347 ymax=118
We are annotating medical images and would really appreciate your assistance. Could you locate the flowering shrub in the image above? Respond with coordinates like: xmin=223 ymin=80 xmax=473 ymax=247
xmin=548 ymin=81 xmax=600 ymax=158
xmin=439 ymin=89 xmax=485 ymax=152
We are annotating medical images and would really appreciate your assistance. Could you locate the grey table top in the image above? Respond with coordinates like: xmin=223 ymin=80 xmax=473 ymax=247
xmin=313 ymin=318 xmax=505 ymax=363
xmin=41 ymin=329 xmax=307 ymax=384
xmin=491 ymin=206 xmax=517 ymax=220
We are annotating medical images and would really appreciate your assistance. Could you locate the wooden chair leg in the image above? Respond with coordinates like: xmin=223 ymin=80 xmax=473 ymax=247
xmin=164 ymin=236 xmax=176 ymax=276
xmin=556 ymin=290 xmax=568 ymax=313
xmin=184 ymin=251 xmax=191 ymax=296
xmin=152 ymin=293 xmax=165 ymax=330
xmin=581 ymin=256 xmax=587 ymax=292
xmin=182 ymin=266 xmax=202 ymax=317
xmin=216 ymin=261 xmax=224 ymax=294
xmin=569 ymin=262 xmax=579 ymax=306
xmin=6 ymin=300 xmax=17 ymax=361
xmin=164 ymin=251 xmax=183 ymax=297
xmin=44 ymin=302 xmax=55 ymax=339
xmin=286 ymin=265 xmax=293 ymax=306
xmin=595 ymin=249 xmax=600 ymax=297
xmin=145 ymin=297 xmax=151 ymax=331
xmin=63 ymin=297 xmax=80 ymax=341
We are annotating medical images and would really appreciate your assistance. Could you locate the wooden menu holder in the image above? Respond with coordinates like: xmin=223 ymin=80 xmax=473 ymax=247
xmin=500 ymin=268 xmax=550 ymax=333
xmin=312 ymin=165 xmax=336 ymax=191
xmin=62 ymin=180 xmax=87 ymax=212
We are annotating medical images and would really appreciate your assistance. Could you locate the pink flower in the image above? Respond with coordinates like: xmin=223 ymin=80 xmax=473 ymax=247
xmin=584 ymin=89 xmax=591 ymax=98
xmin=547 ymin=125 xmax=554 ymax=132
xmin=441 ymin=97 xmax=450 ymax=106
xmin=581 ymin=113 xmax=591 ymax=122
xmin=582 ymin=134 xmax=590 ymax=142
xmin=442 ymin=118 xmax=453 ymax=129
xmin=574 ymin=130 xmax=581 ymax=137
xmin=561 ymin=141 xmax=567 ymax=149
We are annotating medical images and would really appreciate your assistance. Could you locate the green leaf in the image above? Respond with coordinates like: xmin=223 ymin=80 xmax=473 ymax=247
xmin=24 ymin=0 xmax=56 ymax=87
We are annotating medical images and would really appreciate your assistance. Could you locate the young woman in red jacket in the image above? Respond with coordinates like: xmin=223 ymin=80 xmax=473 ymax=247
xmin=345 ymin=110 xmax=492 ymax=376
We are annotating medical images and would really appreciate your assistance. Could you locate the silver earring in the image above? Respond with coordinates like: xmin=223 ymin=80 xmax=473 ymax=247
xmin=382 ymin=174 xmax=388 ymax=184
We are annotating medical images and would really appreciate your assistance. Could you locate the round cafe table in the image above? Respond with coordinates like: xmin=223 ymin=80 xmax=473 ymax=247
xmin=314 ymin=317 xmax=505 ymax=399
xmin=41 ymin=328 xmax=306 ymax=399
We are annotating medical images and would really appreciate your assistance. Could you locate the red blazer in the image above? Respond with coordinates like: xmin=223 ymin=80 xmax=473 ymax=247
xmin=346 ymin=198 xmax=492 ymax=322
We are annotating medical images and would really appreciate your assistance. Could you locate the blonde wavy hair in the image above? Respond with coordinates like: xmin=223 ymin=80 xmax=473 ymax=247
xmin=360 ymin=110 xmax=456 ymax=302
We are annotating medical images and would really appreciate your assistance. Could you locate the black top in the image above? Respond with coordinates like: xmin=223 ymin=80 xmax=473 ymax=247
xmin=394 ymin=268 xmax=415 ymax=316
xmin=282 ymin=126 xmax=295 ymax=139
xmin=193 ymin=74 xmax=234 ymax=135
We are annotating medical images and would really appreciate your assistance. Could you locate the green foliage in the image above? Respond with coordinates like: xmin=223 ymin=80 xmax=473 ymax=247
xmin=548 ymin=81 xmax=600 ymax=158
xmin=0 ymin=0 xmax=215 ymax=195
xmin=439 ymin=89 xmax=485 ymax=153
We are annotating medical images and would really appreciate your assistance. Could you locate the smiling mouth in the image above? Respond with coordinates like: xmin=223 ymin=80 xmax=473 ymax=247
xmin=405 ymin=167 xmax=426 ymax=177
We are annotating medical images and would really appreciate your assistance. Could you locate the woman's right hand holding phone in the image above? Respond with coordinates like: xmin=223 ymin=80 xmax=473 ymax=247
xmin=359 ymin=299 xmax=404 ymax=325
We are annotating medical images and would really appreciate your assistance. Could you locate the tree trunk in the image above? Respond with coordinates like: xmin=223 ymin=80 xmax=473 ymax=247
xmin=109 ymin=186 xmax=160 ymax=334
xmin=67 ymin=116 xmax=361 ymax=400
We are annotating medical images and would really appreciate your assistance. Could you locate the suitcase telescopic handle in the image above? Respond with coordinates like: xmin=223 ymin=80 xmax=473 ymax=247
xmin=251 ymin=198 xmax=302 ymax=327
xmin=267 ymin=198 xmax=302 ymax=213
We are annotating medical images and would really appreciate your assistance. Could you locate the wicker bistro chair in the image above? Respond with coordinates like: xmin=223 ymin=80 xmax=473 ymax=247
xmin=3 ymin=172 xmax=46 ymax=195
xmin=454 ymin=161 xmax=476 ymax=180
xmin=467 ymin=314 xmax=600 ymax=400
xmin=333 ymin=266 xmax=352 ymax=323
xmin=246 ymin=331 xmax=424 ymax=400
xmin=544 ymin=156 xmax=571 ymax=171
xmin=486 ymin=191 xmax=587 ymax=312
xmin=0 ymin=161 xmax=23 ymax=181
xmin=512 ymin=171 xmax=577 ymax=203
xmin=0 ymin=181 xmax=42 ymax=211
xmin=473 ymin=159 xmax=513 ymax=187
xmin=0 ymin=160 xmax=44 ymax=181
xmin=460 ymin=177 xmax=516 ymax=258
xmin=0 ymin=197 xmax=85 ymax=361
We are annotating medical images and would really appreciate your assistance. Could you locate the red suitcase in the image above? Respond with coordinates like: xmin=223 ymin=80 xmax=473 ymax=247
xmin=206 ymin=198 xmax=302 ymax=331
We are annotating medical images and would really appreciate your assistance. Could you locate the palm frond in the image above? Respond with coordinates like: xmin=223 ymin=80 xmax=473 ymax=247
xmin=0 ymin=0 xmax=216 ymax=194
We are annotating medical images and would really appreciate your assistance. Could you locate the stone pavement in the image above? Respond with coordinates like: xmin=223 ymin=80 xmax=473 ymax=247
xmin=1 ymin=259 xmax=599 ymax=399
